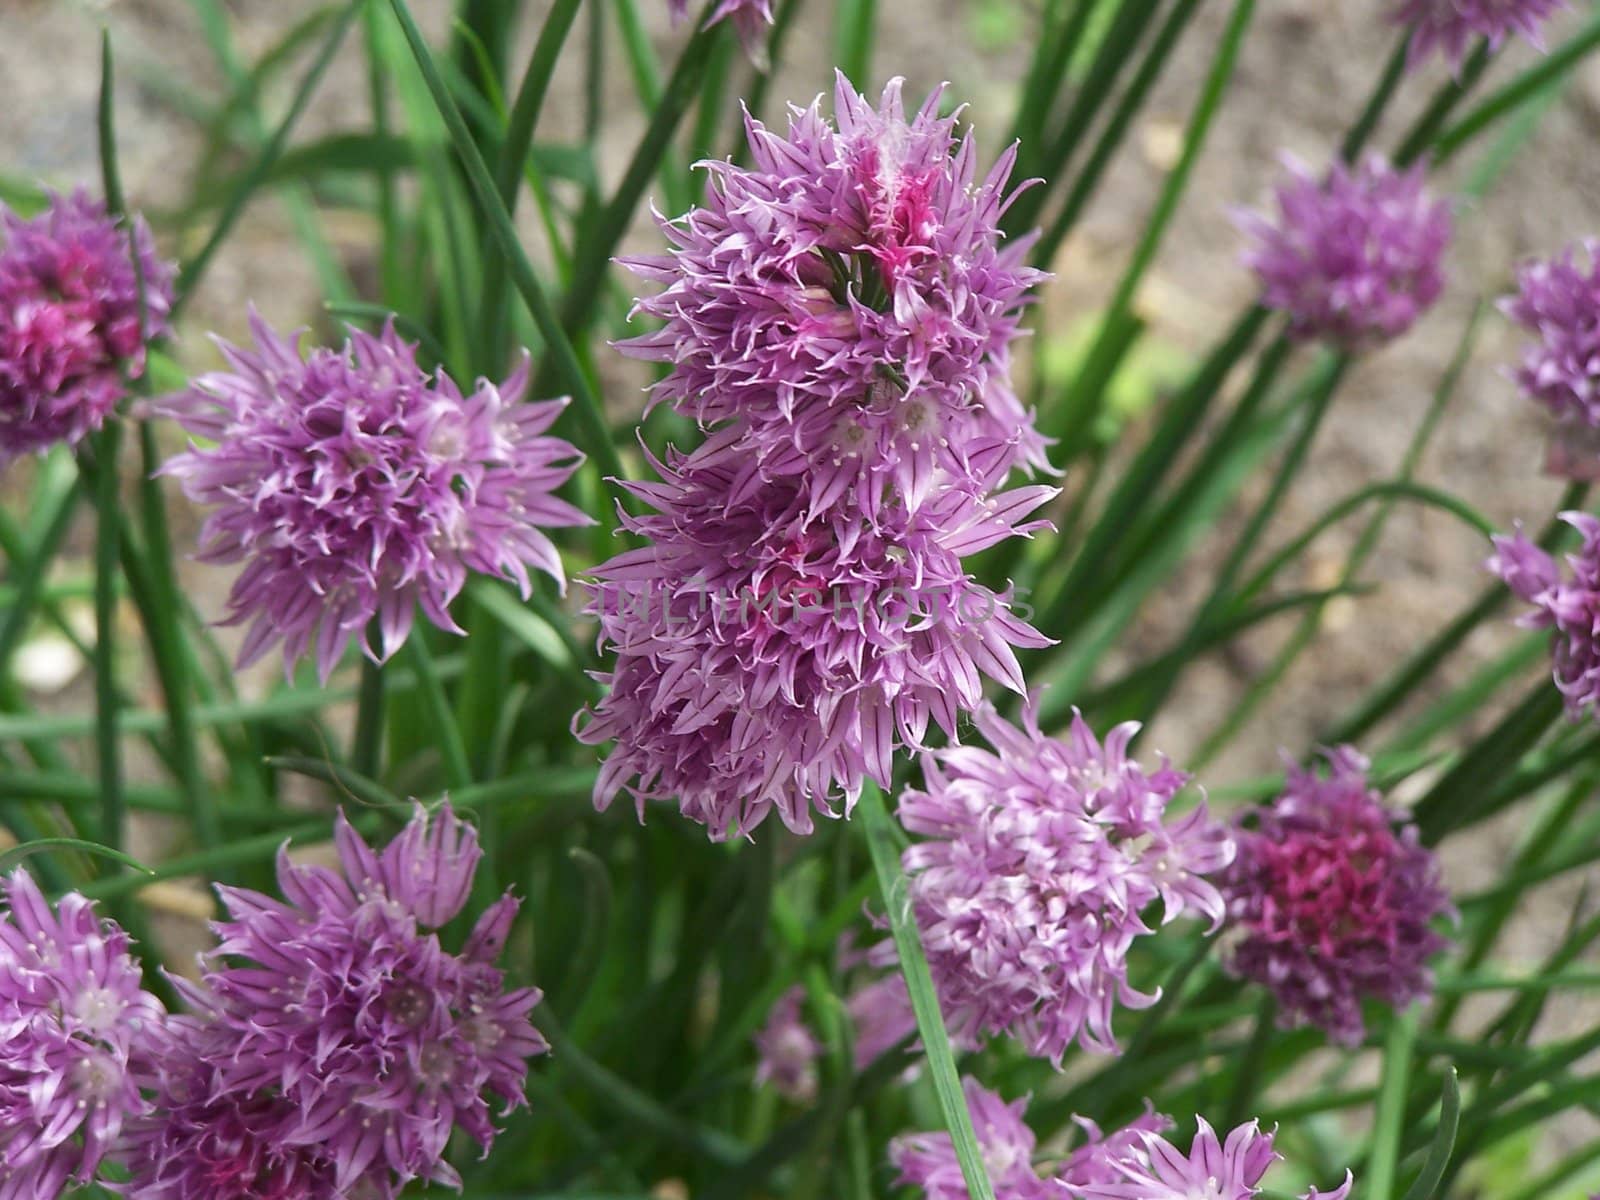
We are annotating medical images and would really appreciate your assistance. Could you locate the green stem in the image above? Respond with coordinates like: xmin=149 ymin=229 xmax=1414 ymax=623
xmin=859 ymin=782 xmax=996 ymax=1200
xmin=89 ymin=430 xmax=124 ymax=861
xmin=406 ymin=632 xmax=473 ymax=790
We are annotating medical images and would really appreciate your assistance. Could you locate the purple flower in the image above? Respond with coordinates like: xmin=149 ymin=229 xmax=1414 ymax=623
xmin=752 ymin=987 xmax=821 ymax=1103
xmin=155 ymin=313 xmax=590 ymax=681
xmin=890 ymin=1078 xmax=1054 ymax=1200
xmin=619 ymin=73 xmax=1049 ymax=515
xmin=1071 ymin=1117 xmax=1351 ymax=1200
xmin=1490 ymin=514 xmax=1600 ymax=718
xmin=0 ymin=190 xmax=174 ymax=461
xmin=112 ymin=1016 xmax=340 ymax=1200
xmin=1057 ymin=1105 xmax=1173 ymax=1191
xmin=190 ymin=803 xmax=548 ymax=1197
xmin=668 ymin=0 xmax=775 ymax=61
xmin=845 ymin=971 xmax=917 ymax=1068
xmin=1220 ymin=747 xmax=1452 ymax=1047
xmin=1503 ymin=242 xmax=1600 ymax=470
xmin=889 ymin=702 xmax=1232 ymax=1062
xmin=0 ymin=869 xmax=163 ymax=1199
xmin=891 ymin=1082 xmax=1179 ymax=1200
xmin=749 ymin=967 xmax=917 ymax=1102
xmin=574 ymin=434 xmax=1055 ymax=840
xmin=1391 ymin=0 xmax=1568 ymax=72
xmin=1239 ymin=156 xmax=1451 ymax=349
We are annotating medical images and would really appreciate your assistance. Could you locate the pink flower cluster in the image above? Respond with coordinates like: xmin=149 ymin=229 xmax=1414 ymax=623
xmin=578 ymin=76 xmax=1055 ymax=839
xmin=891 ymin=1079 xmax=1351 ymax=1200
xmin=1220 ymin=748 xmax=1452 ymax=1046
xmin=0 ymin=806 xmax=549 ymax=1200
xmin=0 ymin=191 xmax=173 ymax=461
xmin=891 ymin=703 xmax=1233 ymax=1062
xmin=157 ymin=315 xmax=591 ymax=682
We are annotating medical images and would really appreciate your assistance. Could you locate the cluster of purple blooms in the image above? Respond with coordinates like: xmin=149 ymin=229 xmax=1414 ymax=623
xmin=0 ymin=191 xmax=173 ymax=462
xmin=1390 ymin=0 xmax=1569 ymax=71
xmin=0 ymin=804 xmax=545 ymax=1200
xmin=891 ymin=1079 xmax=1350 ymax=1200
xmin=1239 ymin=155 xmax=1451 ymax=349
xmin=576 ymin=74 xmax=1056 ymax=839
xmin=887 ymin=703 xmax=1233 ymax=1062
xmin=668 ymin=0 xmax=775 ymax=62
xmin=156 ymin=314 xmax=592 ymax=683
xmin=1219 ymin=748 xmax=1453 ymax=1047
xmin=19 ymin=1 xmax=1595 ymax=1188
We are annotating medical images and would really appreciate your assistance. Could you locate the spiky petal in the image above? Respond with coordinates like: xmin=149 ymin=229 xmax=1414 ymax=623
xmin=619 ymin=73 xmax=1049 ymax=516
xmin=1500 ymin=241 xmax=1600 ymax=476
xmin=188 ymin=803 xmax=548 ymax=1198
xmin=667 ymin=0 xmax=775 ymax=62
xmin=888 ymin=702 xmax=1233 ymax=1063
xmin=1220 ymin=747 xmax=1453 ymax=1047
xmin=890 ymin=1078 xmax=1055 ymax=1200
xmin=1390 ymin=0 xmax=1568 ymax=73
xmin=155 ymin=313 xmax=591 ymax=681
xmin=1071 ymin=1116 xmax=1352 ymax=1200
xmin=0 ymin=190 xmax=174 ymax=461
xmin=1490 ymin=514 xmax=1600 ymax=718
xmin=1239 ymin=155 xmax=1451 ymax=349
xmin=574 ymin=435 xmax=1055 ymax=840
xmin=0 ymin=869 xmax=164 ymax=1200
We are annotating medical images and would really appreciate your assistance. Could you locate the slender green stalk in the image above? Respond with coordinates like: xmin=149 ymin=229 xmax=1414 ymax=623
xmin=554 ymin=20 xmax=724 ymax=347
xmin=351 ymin=651 xmax=386 ymax=780
xmin=835 ymin=0 xmax=876 ymax=84
xmin=89 ymin=429 xmax=123 ymax=860
xmin=406 ymin=632 xmax=473 ymax=790
xmin=1432 ymin=11 xmax=1600 ymax=164
xmin=1394 ymin=41 xmax=1491 ymax=165
xmin=1368 ymin=1008 xmax=1421 ymax=1200
xmin=0 ymin=481 xmax=81 ymax=675
xmin=859 ymin=782 xmax=997 ymax=1200
xmin=1327 ymin=484 xmax=1586 ymax=743
xmin=1008 ymin=0 xmax=1092 ymax=157
xmin=1035 ymin=0 xmax=1200 ymax=265
xmin=385 ymin=0 xmax=625 ymax=486
xmin=1036 ymin=0 xmax=1254 ymax=470
xmin=477 ymin=0 xmax=586 ymax=370
xmin=1340 ymin=33 xmax=1410 ymax=162
xmin=1011 ymin=0 xmax=1162 ymax=234
xmin=172 ymin=0 xmax=360 ymax=321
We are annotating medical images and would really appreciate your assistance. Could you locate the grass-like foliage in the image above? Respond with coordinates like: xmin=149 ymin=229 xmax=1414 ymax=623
xmin=2 ymin=1 xmax=1600 ymax=1197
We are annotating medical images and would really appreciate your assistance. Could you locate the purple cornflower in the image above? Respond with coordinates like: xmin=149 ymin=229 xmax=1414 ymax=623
xmin=0 ymin=869 xmax=163 ymax=1200
xmin=889 ymin=702 xmax=1232 ymax=1063
xmin=668 ymin=0 xmax=775 ymax=61
xmin=0 ymin=190 xmax=173 ymax=461
xmin=1490 ymin=514 xmax=1600 ymax=718
xmin=752 ymin=987 xmax=821 ymax=1103
xmin=890 ymin=1078 xmax=1054 ymax=1200
xmin=1503 ymin=242 xmax=1600 ymax=476
xmin=1220 ymin=747 xmax=1452 ymax=1047
xmin=574 ymin=433 xmax=1055 ymax=840
xmin=1239 ymin=156 xmax=1451 ymax=349
xmin=620 ymin=73 xmax=1049 ymax=515
xmin=191 ymin=803 xmax=547 ymax=1198
xmin=1071 ymin=1117 xmax=1351 ymax=1200
xmin=155 ymin=313 xmax=590 ymax=682
xmin=1391 ymin=0 xmax=1568 ymax=72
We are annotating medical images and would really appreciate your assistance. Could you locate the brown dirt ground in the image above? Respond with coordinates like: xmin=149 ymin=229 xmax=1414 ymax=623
xmin=5 ymin=0 xmax=1600 ymax=1178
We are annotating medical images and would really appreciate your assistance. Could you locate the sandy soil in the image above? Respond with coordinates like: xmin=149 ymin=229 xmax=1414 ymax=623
xmin=4 ymin=0 xmax=1599 ymax=1174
